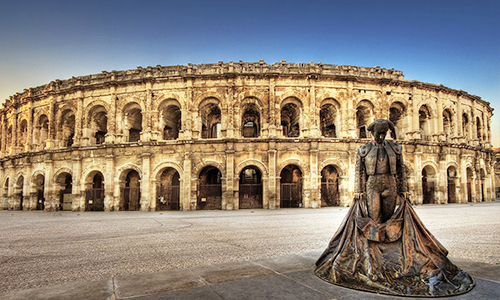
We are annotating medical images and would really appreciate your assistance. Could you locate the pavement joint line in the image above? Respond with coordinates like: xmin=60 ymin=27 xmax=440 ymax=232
xmin=250 ymin=261 xmax=282 ymax=275
xmin=277 ymin=271 xmax=334 ymax=297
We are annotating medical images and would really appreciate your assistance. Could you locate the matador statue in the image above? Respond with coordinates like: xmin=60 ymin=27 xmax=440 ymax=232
xmin=315 ymin=119 xmax=475 ymax=297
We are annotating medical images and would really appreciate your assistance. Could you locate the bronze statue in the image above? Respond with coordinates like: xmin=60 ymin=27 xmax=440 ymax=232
xmin=315 ymin=119 xmax=475 ymax=297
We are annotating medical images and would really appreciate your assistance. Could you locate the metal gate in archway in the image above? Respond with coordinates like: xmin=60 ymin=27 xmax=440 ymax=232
xmin=85 ymin=188 xmax=104 ymax=211
xmin=157 ymin=184 xmax=180 ymax=210
xmin=280 ymin=183 xmax=302 ymax=208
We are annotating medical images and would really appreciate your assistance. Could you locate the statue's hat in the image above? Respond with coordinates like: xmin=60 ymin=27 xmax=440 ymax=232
xmin=367 ymin=119 xmax=396 ymax=139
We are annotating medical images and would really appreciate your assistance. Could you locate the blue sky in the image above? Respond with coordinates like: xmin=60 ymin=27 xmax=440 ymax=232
xmin=1 ymin=0 xmax=499 ymax=146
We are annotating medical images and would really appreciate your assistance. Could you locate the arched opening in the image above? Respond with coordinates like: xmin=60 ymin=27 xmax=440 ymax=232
xmin=476 ymin=117 xmax=482 ymax=140
xmin=15 ymin=176 xmax=24 ymax=210
xmin=280 ymin=165 xmax=302 ymax=208
xmin=447 ymin=166 xmax=457 ymax=203
xmin=19 ymin=119 xmax=28 ymax=150
xmin=281 ymin=102 xmax=300 ymax=137
xmin=239 ymin=166 xmax=263 ymax=209
xmin=321 ymin=165 xmax=340 ymax=206
xmin=156 ymin=168 xmax=180 ymax=210
xmin=59 ymin=110 xmax=75 ymax=147
xmin=422 ymin=166 xmax=436 ymax=204
xmin=419 ymin=105 xmax=431 ymax=140
xmin=88 ymin=106 xmax=107 ymax=145
xmin=200 ymin=101 xmax=221 ymax=139
xmin=443 ymin=109 xmax=453 ymax=138
xmin=356 ymin=101 xmax=373 ymax=138
xmin=35 ymin=114 xmax=49 ymax=150
xmin=56 ymin=173 xmax=73 ymax=211
xmin=466 ymin=168 xmax=473 ymax=202
xmin=3 ymin=178 xmax=9 ymax=210
xmin=462 ymin=113 xmax=469 ymax=139
xmin=197 ymin=166 xmax=222 ymax=210
xmin=123 ymin=103 xmax=142 ymax=142
xmin=85 ymin=172 xmax=105 ymax=211
xmin=241 ymin=104 xmax=260 ymax=138
xmin=160 ymin=104 xmax=181 ymax=140
xmin=7 ymin=125 xmax=13 ymax=153
xmin=320 ymin=103 xmax=338 ymax=138
xmin=121 ymin=170 xmax=141 ymax=211
xmin=389 ymin=102 xmax=406 ymax=139
xmin=34 ymin=174 xmax=45 ymax=210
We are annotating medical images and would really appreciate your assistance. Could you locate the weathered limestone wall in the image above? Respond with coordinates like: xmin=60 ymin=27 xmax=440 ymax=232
xmin=0 ymin=62 xmax=495 ymax=211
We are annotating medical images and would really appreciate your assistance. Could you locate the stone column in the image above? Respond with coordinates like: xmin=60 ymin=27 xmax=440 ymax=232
xmin=140 ymin=151 xmax=151 ymax=211
xmin=308 ymin=141 xmax=320 ymax=208
xmin=141 ymin=82 xmax=153 ymax=142
xmin=225 ymin=142 xmax=235 ymax=210
xmin=1 ymin=114 xmax=5 ymax=154
xmin=268 ymin=78 xmax=277 ymax=138
xmin=308 ymin=77 xmax=320 ymax=138
xmin=73 ymin=95 xmax=84 ymax=146
xmin=44 ymin=158 xmax=54 ymax=211
xmin=346 ymin=81 xmax=356 ymax=138
xmin=436 ymin=91 xmax=444 ymax=141
xmin=72 ymin=155 xmax=83 ymax=211
xmin=45 ymin=99 xmax=56 ymax=149
xmin=105 ymin=150 xmax=115 ymax=211
xmin=456 ymin=94 xmax=463 ymax=140
xmin=182 ymin=147 xmax=193 ymax=211
xmin=411 ymin=87 xmax=420 ymax=140
xmin=268 ymin=141 xmax=277 ymax=209
xmin=414 ymin=152 xmax=422 ymax=204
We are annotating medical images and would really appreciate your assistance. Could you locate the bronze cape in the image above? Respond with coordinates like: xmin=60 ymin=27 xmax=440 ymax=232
xmin=314 ymin=197 xmax=475 ymax=297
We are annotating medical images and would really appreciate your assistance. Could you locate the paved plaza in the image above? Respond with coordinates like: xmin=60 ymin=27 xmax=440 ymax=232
xmin=0 ymin=201 xmax=499 ymax=299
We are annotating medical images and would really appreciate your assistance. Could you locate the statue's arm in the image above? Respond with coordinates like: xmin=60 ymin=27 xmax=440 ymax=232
xmin=397 ymin=145 xmax=407 ymax=194
xmin=354 ymin=153 xmax=364 ymax=194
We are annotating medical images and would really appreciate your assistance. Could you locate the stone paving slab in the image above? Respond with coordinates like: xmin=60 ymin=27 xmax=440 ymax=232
xmin=114 ymin=269 xmax=204 ymax=299
xmin=4 ymin=279 xmax=114 ymax=300
xmin=2 ymin=252 xmax=498 ymax=300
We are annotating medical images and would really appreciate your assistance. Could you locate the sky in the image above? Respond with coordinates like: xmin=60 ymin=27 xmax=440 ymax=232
xmin=0 ymin=0 xmax=499 ymax=146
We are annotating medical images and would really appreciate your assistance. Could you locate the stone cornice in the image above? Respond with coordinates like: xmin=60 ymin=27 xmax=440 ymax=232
xmin=1 ymin=61 xmax=491 ymax=112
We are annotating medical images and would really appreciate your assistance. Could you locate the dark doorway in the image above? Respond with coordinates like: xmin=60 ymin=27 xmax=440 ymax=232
xmin=321 ymin=165 xmax=340 ymax=206
xmin=447 ymin=167 xmax=457 ymax=203
xmin=280 ymin=165 xmax=302 ymax=208
xmin=466 ymin=168 xmax=473 ymax=202
xmin=157 ymin=168 xmax=180 ymax=210
xmin=16 ymin=176 xmax=24 ymax=210
xmin=59 ymin=174 xmax=73 ymax=211
xmin=122 ymin=170 xmax=141 ymax=211
xmin=422 ymin=167 xmax=436 ymax=204
xmin=198 ymin=166 xmax=222 ymax=210
xmin=239 ymin=167 xmax=263 ymax=209
xmin=86 ymin=172 xmax=105 ymax=211
xmin=34 ymin=175 xmax=45 ymax=210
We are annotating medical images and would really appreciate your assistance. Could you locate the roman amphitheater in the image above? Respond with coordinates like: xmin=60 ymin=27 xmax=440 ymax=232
xmin=0 ymin=61 xmax=495 ymax=212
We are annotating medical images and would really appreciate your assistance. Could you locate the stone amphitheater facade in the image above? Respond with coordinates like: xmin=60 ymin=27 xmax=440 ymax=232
xmin=0 ymin=61 xmax=495 ymax=211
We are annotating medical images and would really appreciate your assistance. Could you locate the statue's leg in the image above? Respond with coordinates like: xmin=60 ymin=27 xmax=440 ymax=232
xmin=366 ymin=175 xmax=382 ymax=223
xmin=381 ymin=175 xmax=397 ymax=222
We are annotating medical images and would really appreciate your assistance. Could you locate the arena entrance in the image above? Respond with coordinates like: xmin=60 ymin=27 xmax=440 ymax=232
xmin=85 ymin=172 xmax=105 ymax=211
xmin=56 ymin=173 xmax=72 ymax=211
xmin=15 ymin=176 xmax=24 ymax=210
xmin=239 ymin=166 xmax=262 ymax=209
xmin=447 ymin=166 xmax=457 ymax=203
xmin=422 ymin=166 xmax=436 ymax=204
xmin=33 ymin=174 xmax=45 ymax=210
xmin=280 ymin=165 xmax=302 ymax=208
xmin=479 ymin=169 xmax=486 ymax=202
xmin=120 ymin=170 xmax=141 ymax=211
xmin=321 ymin=165 xmax=340 ymax=207
xmin=197 ymin=166 xmax=222 ymax=210
xmin=466 ymin=168 xmax=473 ymax=202
xmin=156 ymin=168 xmax=180 ymax=210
